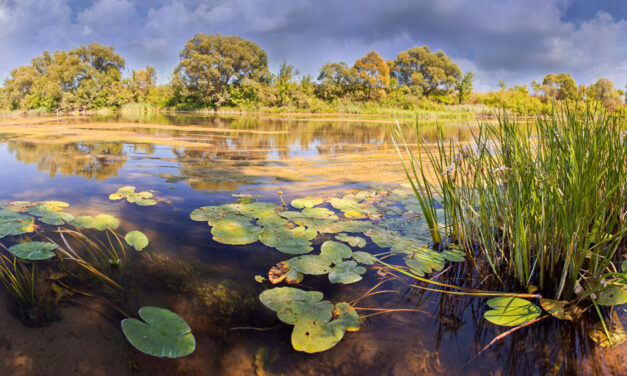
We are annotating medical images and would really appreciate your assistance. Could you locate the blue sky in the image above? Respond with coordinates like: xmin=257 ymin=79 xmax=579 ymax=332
xmin=1 ymin=0 xmax=626 ymax=91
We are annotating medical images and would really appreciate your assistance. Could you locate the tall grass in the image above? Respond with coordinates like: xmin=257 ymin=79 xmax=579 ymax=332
xmin=394 ymin=108 xmax=626 ymax=300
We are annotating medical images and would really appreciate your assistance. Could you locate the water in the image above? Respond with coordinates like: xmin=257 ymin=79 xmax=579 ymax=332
xmin=0 ymin=113 xmax=623 ymax=375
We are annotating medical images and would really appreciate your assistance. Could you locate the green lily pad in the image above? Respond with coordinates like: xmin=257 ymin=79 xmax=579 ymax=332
xmin=352 ymin=251 xmax=377 ymax=265
xmin=287 ymin=255 xmax=333 ymax=275
xmin=1 ymin=201 xmax=32 ymax=212
xmin=92 ymin=214 xmax=120 ymax=231
xmin=335 ymin=233 xmax=366 ymax=248
xmin=190 ymin=206 xmax=226 ymax=222
xmin=328 ymin=261 xmax=366 ymax=284
xmin=291 ymin=301 xmax=346 ymax=353
xmin=320 ymin=241 xmax=353 ymax=264
xmin=484 ymin=297 xmax=542 ymax=326
xmin=116 ymin=186 xmax=137 ymax=195
xmin=9 ymin=241 xmax=58 ymax=261
xmin=597 ymin=285 xmax=627 ymax=306
xmin=260 ymin=226 xmax=316 ymax=255
xmin=40 ymin=211 xmax=75 ymax=225
xmin=69 ymin=215 xmax=95 ymax=228
xmin=121 ymin=307 xmax=196 ymax=358
xmin=588 ymin=312 xmax=626 ymax=347
xmin=364 ymin=228 xmax=400 ymax=248
xmin=221 ymin=201 xmax=278 ymax=219
xmin=316 ymin=220 xmax=373 ymax=234
xmin=291 ymin=197 xmax=324 ymax=209
xmin=0 ymin=210 xmax=35 ymax=238
xmin=125 ymin=230 xmax=149 ymax=251
xmin=330 ymin=198 xmax=367 ymax=219
xmin=333 ymin=302 xmax=360 ymax=331
xmin=211 ymin=216 xmax=262 ymax=245
xmin=259 ymin=287 xmax=324 ymax=324
xmin=301 ymin=208 xmax=338 ymax=220
xmin=28 ymin=201 xmax=69 ymax=217
xmin=111 ymin=186 xmax=158 ymax=206
xmin=539 ymin=299 xmax=583 ymax=321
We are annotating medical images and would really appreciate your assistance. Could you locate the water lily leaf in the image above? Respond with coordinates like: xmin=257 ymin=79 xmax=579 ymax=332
xmin=190 ymin=206 xmax=226 ymax=222
xmin=333 ymin=302 xmax=360 ymax=331
xmin=328 ymin=261 xmax=366 ymax=284
xmin=320 ymin=241 xmax=352 ymax=264
xmin=260 ymin=226 xmax=315 ymax=255
xmin=211 ymin=216 xmax=262 ymax=245
xmin=28 ymin=201 xmax=69 ymax=217
xmin=287 ymin=255 xmax=333 ymax=275
xmin=484 ymin=297 xmax=541 ymax=326
xmin=291 ymin=301 xmax=345 ymax=353
xmin=111 ymin=186 xmax=158 ymax=206
xmin=597 ymin=285 xmax=627 ymax=306
xmin=125 ymin=230 xmax=149 ymax=251
xmin=0 ymin=210 xmax=35 ymax=238
xmin=121 ymin=307 xmax=195 ymax=358
xmin=539 ymin=299 xmax=583 ymax=321
xmin=286 ymin=269 xmax=305 ymax=284
xmin=9 ymin=241 xmax=58 ymax=261
xmin=116 ymin=186 xmax=136 ymax=195
xmin=301 ymin=208 xmax=338 ymax=220
xmin=40 ymin=211 xmax=75 ymax=225
xmin=259 ymin=287 xmax=324 ymax=324
xmin=316 ymin=220 xmax=373 ymax=234
xmin=221 ymin=201 xmax=278 ymax=219
xmin=335 ymin=233 xmax=366 ymax=248
xmin=92 ymin=214 xmax=120 ymax=231
xmin=330 ymin=198 xmax=367 ymax=219
xmin=1 ymin=201 xmax=32 ymax=212
xmin=352 ymin=251 xmax=377 ymax=265
xmin=69 ymin=215 xmax=94 ymax=228
xmin=109 ymin=193 xmax=124 ymax=201
xmin=588 ymin=312 xmax=626 ymax=347
xmin=291 ymin=197 xmax=324 ymax=209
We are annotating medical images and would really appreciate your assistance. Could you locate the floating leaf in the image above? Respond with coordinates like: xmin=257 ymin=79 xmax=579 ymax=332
xmin=221 ymin=201 xmax=278 ymax=219
xmin=0 ymin=210 xmax=34 ymax=238
xmin=320 ymin=241 xmax=352 ymax=264
xmin=291 ymin=197 xmax=324 ymax=209
xmin=111 ymin=186 xmax=157 ymax=206
xmin=364 ymin=228 xmax=400 ymax=248
xmin=211 ymin=216 xmax=262 ymax=245
xmin=1 ymin=201 xmax=32 ymax=212
xmin=484 ymin=297 xmax=541 ymax=326
xmin=597 ymin=285 xmax=627 ymax=306
xmin=125 ymin=230 xmax=149 ymax=251
xmin=260 ymin=226 xmax=315 ymax=255
xmin=69 ymin=215 xmax=94 ymax=228
xmin=9 ymin=241 xmax=58 ymax=261
xmin=254 ymin=275 xmax=267 ymax=283
xmin=190 ymin=206 xmax=226 ymax=222
xmin=333 ymin=302 xmax=360 ymax=331
xmin=352 ymin=251 xmax=376 ymax=265
xmin=301 ymin=208 xmax=338 ymax=220
xmin=588 ymin=312 xmax=627 ymax=347
xmin=28 ymin=201 xmax=69 ymax=217
xmin=287 ymin=255 xmax=333 ymax=275
xmin=92 ymin=214 xmax=120 ymax=231
xmin=335 ymin=233 xmax=366 ymax=248
xmin=539 ymin=299 xmax=583 ymax=321
xmin=328 ymin=261 xmax=366 ymax=284
xmin=330 ymin=198 xmax=367 ymax=219
xmin=286 ymin=269 xmax=305 ymax=284
xmin=316 ymin=220 xmax=373 ymax=234
xmin=291 ymin=301 xmax=345 ymax=353
xmin=40 ymin=211 xmax=75 ymax=225
xmin=259 ymin=287 xmax=324 ymax=324
xmin=121 ymin=307 xmax=196 ymax=358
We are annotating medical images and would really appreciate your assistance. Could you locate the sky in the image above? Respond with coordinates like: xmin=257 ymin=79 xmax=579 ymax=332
xmin=1 ymin=0 xmax=626 ymax=91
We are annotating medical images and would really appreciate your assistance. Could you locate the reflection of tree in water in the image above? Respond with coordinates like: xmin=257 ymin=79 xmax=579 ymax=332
xmin=7 ymin=141 xmax=128 ymax=181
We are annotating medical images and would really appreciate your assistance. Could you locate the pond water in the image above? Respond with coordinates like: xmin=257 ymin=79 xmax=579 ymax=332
xmin=0 ymin=113 xmax=624 ymax=375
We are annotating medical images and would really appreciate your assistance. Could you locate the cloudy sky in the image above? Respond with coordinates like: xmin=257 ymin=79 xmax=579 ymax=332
xmin=1 ymin=0 xmax=626 ymax=91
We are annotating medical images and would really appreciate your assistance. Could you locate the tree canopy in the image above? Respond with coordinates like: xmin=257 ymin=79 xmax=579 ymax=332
xmin=352 ymin=51 xmax=389 ymax=101
xmin=391 ymin=46 xmax=462 ymax=97
xmin=542 ymin=73 xmax=578 ymax=100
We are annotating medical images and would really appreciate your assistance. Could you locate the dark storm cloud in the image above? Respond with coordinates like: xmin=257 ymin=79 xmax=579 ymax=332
xmin=1 ymin=0 xmax=626 ymax=90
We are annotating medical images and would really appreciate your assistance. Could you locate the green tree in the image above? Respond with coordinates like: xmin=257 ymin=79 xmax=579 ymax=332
xmin=275 ymin=61 xmax=299 ymax=106
xmin=542 ymin=73 xmax=578 ymax=100
xmin=172 ymin=33 xmax=270 ymax=107
xmin=315 ymin=62 xmax=354 ymax=100
xmin=588 ymin=77 xmax=624 ymax=110
xmin=391 ymin=46 xmax=462 ymax=97
xmin=352 ymin=50 xmax=389 ymax=101
xmin=456 ymin=71 xmax=474 ymax=104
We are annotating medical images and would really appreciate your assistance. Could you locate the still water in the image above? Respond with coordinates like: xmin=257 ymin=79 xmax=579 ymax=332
xmin=0 ymin=113 xmax=623 ymax=375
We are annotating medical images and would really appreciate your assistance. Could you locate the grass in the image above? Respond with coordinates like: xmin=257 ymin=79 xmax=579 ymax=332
xmin=0 ymin=253 xmax=36 ymax=307
xmin=394 ymin=107 xmax=626 ymax=301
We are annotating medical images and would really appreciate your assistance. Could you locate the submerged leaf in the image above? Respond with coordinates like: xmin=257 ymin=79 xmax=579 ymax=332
xmin=9 ymin=241 xmax=58 ymax=261
xmin=121 ymin=307 xmax=195 ymax=358
xmin=597 ymin=285 xmax=627 ymax=306
xmin=539 ymin=299 xmax=583 ymax=321
xmin=588 ymin=312 xmax=626 ymax=347
xmin=484 ymin=297 xmax=541 ymax=326
xmin=125 ymin=230 xmax=149 ymax=251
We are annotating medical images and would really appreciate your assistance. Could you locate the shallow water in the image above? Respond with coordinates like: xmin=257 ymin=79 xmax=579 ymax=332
xmin=0 ymin=113 xmax=624 ymax=376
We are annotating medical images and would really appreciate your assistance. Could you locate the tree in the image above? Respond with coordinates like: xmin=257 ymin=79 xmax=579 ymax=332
xmin=391 ymin=46 xmax=462 ymax=97
xmin=352 ymin=50 xmax=389 ymax=101
xmin=275 ymin=61 xmax=299 ymax=106
xmin=173 ymin=33 xmax=270 ymax=107
xmin=316 ymin=62 xmax=354 ymax=100
xmin=456 ymin=71 xmax=474 ymax=104
xmin=541 ymin=73 xmax=578 ymax=100
xmin=588 ymin=77 xmax=624 ymax=110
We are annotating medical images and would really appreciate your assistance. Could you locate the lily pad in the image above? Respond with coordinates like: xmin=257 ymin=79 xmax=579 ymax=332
xmin=28 ymin=201 xmax=69 ymax=217
xmin=364 ymin=228 xmax=400 ymax=248
xmin=0 ymin=210 xmax=35 ymax=238
xmin=328 ymin=261 xmax=366 ymax=284
xmin=352 ymin=251 xmax=377 ymax=265
xmin=121 ymin=307 xmax=196 ymax=358
xmin=9 ymin=241 xmax=58 ymax=261
xmin=597 ymin=285 xmax=627 ymax=306
xmin=316 ymin=220 xmax=373 ymax=234
xmin=92 ymin=214 xmax=120 ymax=231
xmin=291 ymin=301 xmax=345 ymax=353
xmin=40 ymin=211 xmax=75 ymax=225
xmin=221 ymin=201 xmax=278 ymax=219
xmin=110 ymin=186 xmax=157 ymax=206
xmin=291 ymin=197 xmax=324 ymax=209
xmin=211 ymin=216 xmax=262 ymax=245
xmin=259 ymin=287 xmax=324 ymax=324
xmin=588 ymin=312 xmax=626 ymax=347
xmin=484 ymin=297 xmax=541 ymax=327
xmin=1 ymin=201 xmax=32 ymax=212
xmin=69 ymin=215 xmax=95 ymax=228
xmin=125 ymin=230 xmax=149 ymax=251
xmin=320 ymin=241 xmax=353 ymax=264
xmin=330 ymin=198 xmax=367 ymax=219
xmin=190 ymin=206 xmax=226 ymax=222
xmin=335 ymin=233 xmax=366 ymax=248
xmin=260 ymin=226 xmax=316 ymax=255
xmin=333 ymin=302 xmax=360 ymax=331
xmin=301 ymin=208 xmax=338 ymax=220
xmin=287 ymin=255 xmax=333 ymax=275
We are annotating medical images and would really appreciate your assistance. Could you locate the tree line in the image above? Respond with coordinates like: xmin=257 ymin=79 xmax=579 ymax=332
xmin=1 ymin=33 xmax=625 ymax=114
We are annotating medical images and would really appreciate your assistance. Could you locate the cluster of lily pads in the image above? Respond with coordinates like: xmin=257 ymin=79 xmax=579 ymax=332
xmin=0 ymin=197 xmax=196 ymax=359
xmin=109 ymin=186 xmax=157 ymax=206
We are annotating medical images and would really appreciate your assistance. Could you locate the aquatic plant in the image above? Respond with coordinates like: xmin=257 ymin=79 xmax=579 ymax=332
xmin=8 ymin=241 xmax=58 ymax=261
xmin=121 ymin=306 xmax=196 ymax=358
xmin=125 ymin=230 xmax=149 ymax=251
xmin=0 ymin=253 xmax=36 ymax=307
xmin=109 ymin=186 xmax=157 ymax=206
